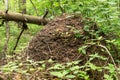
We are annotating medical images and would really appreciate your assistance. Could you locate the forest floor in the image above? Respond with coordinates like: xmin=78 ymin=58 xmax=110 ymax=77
xmin=0 ymin=14 xmax=120 ymax=80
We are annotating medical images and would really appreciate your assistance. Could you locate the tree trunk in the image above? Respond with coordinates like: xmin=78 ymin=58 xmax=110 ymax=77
xmin=18 ymin=0 xmax=27 ymax=27
xmin=3 ymin=0 xmax=10 ymax=59
xmin=0 ymin=10 xmax=48 ymax=25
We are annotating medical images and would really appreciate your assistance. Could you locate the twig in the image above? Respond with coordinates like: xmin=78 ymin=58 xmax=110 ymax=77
xmin=97 ymin=44 xmax=120 ymax=80
xmin=13 ymin=27 xmax=24 ymax=54
xmin=29 ymin=0 xmax=39 ymax=16
xmin=42 ymin=9 xmax=48 ymax=19
xmin=98 ymin=45 xmax=117 ymax=68
xmin=3 ymin=20 xmax=10 ymax=59
xmin=3 ymin=0 xmax=9 ymax=59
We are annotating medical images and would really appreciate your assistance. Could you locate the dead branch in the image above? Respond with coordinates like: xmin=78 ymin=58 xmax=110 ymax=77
xmin=0 ymin=10 xmax=48 ymax=25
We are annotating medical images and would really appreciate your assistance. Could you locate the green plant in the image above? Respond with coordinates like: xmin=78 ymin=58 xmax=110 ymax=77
xmin=78 ymin=45 xmax=87 ymax=54
xmin=104 ymin=64 xmax=117 ymax=80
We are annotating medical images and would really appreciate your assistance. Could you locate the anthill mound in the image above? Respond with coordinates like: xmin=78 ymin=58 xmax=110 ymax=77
xmin=26 ymin=14 xmax=111 ymax=62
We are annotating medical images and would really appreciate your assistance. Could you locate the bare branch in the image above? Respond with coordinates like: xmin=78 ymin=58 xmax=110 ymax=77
xmin=0 ymin=10 xmax=48 ymax=25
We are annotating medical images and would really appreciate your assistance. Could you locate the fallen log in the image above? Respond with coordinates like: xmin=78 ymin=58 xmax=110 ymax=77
xmin=0 ymin=10 xmax=48 ymax=25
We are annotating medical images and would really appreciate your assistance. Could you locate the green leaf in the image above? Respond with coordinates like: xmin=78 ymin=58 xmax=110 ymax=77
xmin=104 ymin=64 xmax=115 ymax=73
xmin=48 ymin=59 xmax=54 ymax=63
xmin=66 ymin=75 xmax=76 ymax=78
xmin=50 ymin=70 xmax=69 ymax=78
xmin=87 ymin=63 xmax=97 ymax=70
xmin=84 ymin=25 xmax=90 ymax=31
xmin=62 ymin=70 xmax=70 ymax=76
xmin=49 ymin=63 xmax=65 ymax=70
xmin=73 ymin=60 xmax=81 ymax=65
xmin=66 ymin=60 xmax=81 ymax=66
xmin=78 ymin=71 xmax=89 ymax=80
xmin=42 ymin=64 xmax=46 ymax=68
xmin=104 ymin=74 xmax=113 ymax=80
xmin=70 ymin=66 xmax=80 ymax=71
xmin=78 ymin=46 xmax=87 ymax=54
xmin=89 ymin=53 xmax=107 ymax=60
xmin=50 ymin=71 xmax=63 ymax=78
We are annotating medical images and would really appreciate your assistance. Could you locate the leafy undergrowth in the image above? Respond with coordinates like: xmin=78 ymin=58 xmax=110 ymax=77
xmin=0 ymin=54 xmax=120 ymax=80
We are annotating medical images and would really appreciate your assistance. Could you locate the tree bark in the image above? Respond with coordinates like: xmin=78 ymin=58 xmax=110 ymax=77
xmin=0 ymin=10 xmax=48 ymax=25
xmin=18 ymin=0 xmax=27 ymax=27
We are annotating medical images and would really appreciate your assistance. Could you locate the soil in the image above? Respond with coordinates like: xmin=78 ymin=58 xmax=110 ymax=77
xmin=26 ymin=14 xmax=106 ymax=62
xmin=25 ymin=14 xmax=119 ymax=80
